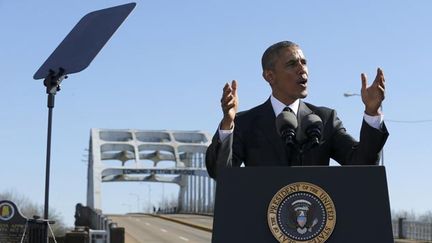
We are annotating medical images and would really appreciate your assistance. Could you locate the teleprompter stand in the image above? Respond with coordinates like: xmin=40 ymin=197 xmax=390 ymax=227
xmin=33 ymin=3 xmax=136 ymax=242
xmin=212 ymin=166 xmax=393 ymax=243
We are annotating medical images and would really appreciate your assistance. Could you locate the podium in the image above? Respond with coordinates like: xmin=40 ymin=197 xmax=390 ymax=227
xmin=212 ymin=166 xmax=393 ymax=243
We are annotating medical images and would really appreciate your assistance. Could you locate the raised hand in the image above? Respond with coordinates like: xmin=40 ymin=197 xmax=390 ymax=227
xmin=220 ymin=80 xmax=238 ymax=130
xmin=361 ymin=68 xmax=386 ymax=116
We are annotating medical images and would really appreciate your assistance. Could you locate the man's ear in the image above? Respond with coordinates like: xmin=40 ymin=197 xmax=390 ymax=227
xmin=263 ymin=70 xmax=274 ymax=85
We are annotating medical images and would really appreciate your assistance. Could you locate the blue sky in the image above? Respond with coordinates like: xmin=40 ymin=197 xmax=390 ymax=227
xmin=1 ymin=0 xmax=432 ymax=226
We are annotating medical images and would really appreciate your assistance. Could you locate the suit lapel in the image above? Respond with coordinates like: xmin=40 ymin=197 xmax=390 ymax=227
xmin=296 ymin=101 xmax=313 ymax=143
xmin=255 ymin=99 xmax=288 ymax=163
xmin=253 ymin=99 xmax=315 ymax=164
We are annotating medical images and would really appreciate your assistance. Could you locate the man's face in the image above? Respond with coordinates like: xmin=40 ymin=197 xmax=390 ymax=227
xmin=265 ymin=47 xmax=309 ymax=105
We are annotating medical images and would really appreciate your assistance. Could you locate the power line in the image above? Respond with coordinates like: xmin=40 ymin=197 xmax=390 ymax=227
xmin=386 ymin=119 xmax=432 ymax=124
xmin=343 ymin=92 xmax=432 ymax=124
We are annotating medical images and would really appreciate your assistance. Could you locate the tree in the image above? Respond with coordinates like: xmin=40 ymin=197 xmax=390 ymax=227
xmin=391 ymin=209 xmax=416 ymax=221
xmin=418 ymin=211 xmax=432 ymax=223
xmin=391 ymin=209 xmax=432 ymax=223
xmin=159 ymin=194 xmax=178 ymax=213
xmin=0 ymin=190 xmax=69 ymax=237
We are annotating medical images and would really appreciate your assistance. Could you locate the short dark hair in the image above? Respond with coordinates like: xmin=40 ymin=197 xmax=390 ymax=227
xmin=261 ymin=41 xmax=299 ymax=71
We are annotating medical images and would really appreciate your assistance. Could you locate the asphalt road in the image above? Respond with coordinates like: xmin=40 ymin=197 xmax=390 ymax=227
xmin=108 ymin=214 xmax=212 ymax=243
xmin=108 ymin=214 xmax=430 ymax=243
xmin=158 ymin=214 xmax=213 ymax=229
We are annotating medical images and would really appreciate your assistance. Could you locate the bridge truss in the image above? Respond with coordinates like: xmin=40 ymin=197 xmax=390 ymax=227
xmin=87 ymin=129 xmax=216 ymax=214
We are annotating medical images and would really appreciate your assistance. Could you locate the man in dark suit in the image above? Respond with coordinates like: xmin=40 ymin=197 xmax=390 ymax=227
xmin=205 ymin=41 xmax=389 ymax=179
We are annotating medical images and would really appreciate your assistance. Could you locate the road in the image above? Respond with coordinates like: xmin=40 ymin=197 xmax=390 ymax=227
xmin=157 ymin=214 xmax=213 ymax=229
xmin=108 ymin=214 xmax=430 ymax=243
xmin=108 ymin=214 xmax=212 ymax=243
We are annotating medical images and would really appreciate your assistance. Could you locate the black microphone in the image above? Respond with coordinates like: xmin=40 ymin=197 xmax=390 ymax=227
xmin=276 ymin=110 xmax=298 ymax=146
xmin=301 ymin=114 xmax=323 ymax=148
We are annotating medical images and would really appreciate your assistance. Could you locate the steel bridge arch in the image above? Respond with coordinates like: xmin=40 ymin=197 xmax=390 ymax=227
xmin=87 ymin=128 xmax=216 ymax=213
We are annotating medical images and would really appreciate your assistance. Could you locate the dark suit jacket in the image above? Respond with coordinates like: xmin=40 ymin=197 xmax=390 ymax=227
xmin=205 ymin=98 xmax=389 ymax=179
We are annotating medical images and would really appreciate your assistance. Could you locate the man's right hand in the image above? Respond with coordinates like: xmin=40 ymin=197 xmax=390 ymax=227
xmin=220 ymin=80 xmax=238 ymax=130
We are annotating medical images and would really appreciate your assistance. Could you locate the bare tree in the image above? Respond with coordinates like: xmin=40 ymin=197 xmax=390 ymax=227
xmin=159 ymin=194 xmax=178 ymax=213
xmin=391 ymin=209 xmax=416 ymax=221
xmin=418 ymin=211 xmax=432 ymax=223
xmin=392 ymin=209 xmax=432 ymax=223
xmin=0 ymin=190 xmax=69 ymax=237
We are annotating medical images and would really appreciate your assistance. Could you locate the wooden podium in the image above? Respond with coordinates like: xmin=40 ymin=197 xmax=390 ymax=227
xmin=211 ymin=166 xmax=393 ymax=243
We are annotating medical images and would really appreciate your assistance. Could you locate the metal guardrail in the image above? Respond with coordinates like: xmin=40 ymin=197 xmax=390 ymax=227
xmin=392 ymin=218 xmax=432 ymax=241
xmin=66 ymin=203 xmax=124 ymax=243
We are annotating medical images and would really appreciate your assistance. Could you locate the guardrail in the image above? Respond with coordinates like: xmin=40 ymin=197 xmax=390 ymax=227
xmin=392 ymin=218 xmax=432 ymax=241
xmin=64 ymin=203 xmax=124 ymax=243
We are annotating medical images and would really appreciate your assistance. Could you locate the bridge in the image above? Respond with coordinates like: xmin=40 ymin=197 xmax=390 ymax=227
xmin=87 ymin=128 xmax=216 ymax=215
xmin=66 ymin=128 xmax=217 ymax=242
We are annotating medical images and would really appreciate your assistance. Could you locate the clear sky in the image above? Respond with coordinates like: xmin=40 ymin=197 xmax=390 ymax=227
xmin=1 ymin=0 xmax=431 ymax=227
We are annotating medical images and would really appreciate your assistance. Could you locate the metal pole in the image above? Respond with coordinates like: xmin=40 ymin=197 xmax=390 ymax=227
xmin=148 ymin=185 xmax=151 ymax=213
xmin=162 ymin=184 xmax=165 ymax=211
xmin=44 ymin=94 xmax=55 ymax=221
xmin=43 ymin=103 xmax=53 ymax=241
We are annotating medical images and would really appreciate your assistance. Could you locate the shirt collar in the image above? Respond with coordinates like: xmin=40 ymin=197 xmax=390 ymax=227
xmin=270 ymin=95 xmax=300 ymax=117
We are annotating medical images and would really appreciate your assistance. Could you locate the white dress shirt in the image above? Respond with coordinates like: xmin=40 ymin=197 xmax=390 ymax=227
xmin=219 ymin=95 xmax=383 ymax=141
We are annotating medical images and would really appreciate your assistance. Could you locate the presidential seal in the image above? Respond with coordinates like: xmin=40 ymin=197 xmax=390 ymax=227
xmin=267 ymin=182 xmax=336 ymax=243
xmin=0 ymin=201 xmax=15 ymax=221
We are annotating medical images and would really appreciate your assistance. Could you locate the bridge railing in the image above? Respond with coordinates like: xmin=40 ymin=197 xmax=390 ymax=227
xmin=392 ymin=218 xmax=432 ymax=241
xmin=64 ymin=203 xmax=124 ymax=243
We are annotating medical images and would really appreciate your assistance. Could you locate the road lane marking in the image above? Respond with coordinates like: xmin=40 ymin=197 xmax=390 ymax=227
xmin=179 ymin=236 xmax=189 ymax=241
xmin=145 ymin=222 xmax=150 ymax=226
xmin=160 ymin=228 xmax=167 ymax=233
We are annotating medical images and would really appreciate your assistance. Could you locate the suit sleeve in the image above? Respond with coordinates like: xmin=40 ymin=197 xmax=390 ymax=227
xmin=205 ymin=123 xmax=244 ymax=180
xmin=329 ymin=110 xmax=389 ymax=165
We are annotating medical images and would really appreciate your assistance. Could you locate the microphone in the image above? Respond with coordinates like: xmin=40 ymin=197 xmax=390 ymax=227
xmin=276 ymin=111 xmax=298 ymax=146
xmin=301 ymin=114 xmax=323 ymax=148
